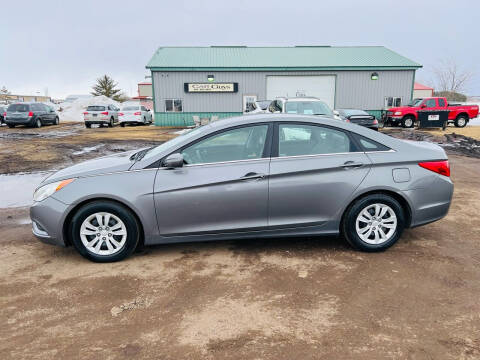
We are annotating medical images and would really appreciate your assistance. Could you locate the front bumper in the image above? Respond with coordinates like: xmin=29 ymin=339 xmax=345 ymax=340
xmin=30 ymin=196 xmax=70 ymax=247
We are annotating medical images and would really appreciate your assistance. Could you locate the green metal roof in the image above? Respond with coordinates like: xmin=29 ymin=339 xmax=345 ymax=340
xmin=146 ymin=46 xmax=421 ymax=71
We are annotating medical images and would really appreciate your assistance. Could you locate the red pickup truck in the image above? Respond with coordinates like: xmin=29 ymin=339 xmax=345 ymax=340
xmin=384 ymin=97 xmax=479 ymax=128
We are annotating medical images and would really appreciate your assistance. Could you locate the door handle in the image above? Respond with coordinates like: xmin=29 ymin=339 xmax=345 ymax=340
xmin=341 ymin=161 xmax=364 ymax=169
xmin=240 ymin=172 xmax=266 ymax=180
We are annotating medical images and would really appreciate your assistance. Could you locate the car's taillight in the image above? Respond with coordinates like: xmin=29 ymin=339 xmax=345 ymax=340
xmin=28 ymin=111 xmax=34 ymax=117
xmin=118 ymin=112 xmax=124 ymax=116
xmin=101 ymin=111 xmax=108 ymax=115
xmin=419 ymin=160 xmax=450 ymax=177
xmin=2 ymin=112 xmax=5 ymax=117
xmin=83 ymin=112 xmax=89 ymax=115
xmin=373 ymin=119 xmax=378 ymax=124
xmin=134 ymin=111 xmax=141 ymax=115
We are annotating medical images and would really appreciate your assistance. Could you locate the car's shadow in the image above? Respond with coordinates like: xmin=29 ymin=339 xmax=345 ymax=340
xmin=135 ymin=234 xmax=352 ymax=259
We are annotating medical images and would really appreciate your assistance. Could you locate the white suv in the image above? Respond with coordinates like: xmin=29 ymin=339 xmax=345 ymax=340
xmin=268 ymin=97 xmax=340 ymax=120
xmin=83 ymin=104 xmax=120 ymax=128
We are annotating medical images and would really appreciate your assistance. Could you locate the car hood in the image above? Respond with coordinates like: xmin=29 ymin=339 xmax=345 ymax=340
xmin=42 ymin=149 xmax=141 ymax=184
xmin=388 ymin=106 xmax=417 ymax=113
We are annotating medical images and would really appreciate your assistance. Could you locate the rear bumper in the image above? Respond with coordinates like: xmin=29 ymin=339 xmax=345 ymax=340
xmin=85 ymin=120 xmax=110 ymax=125
xmin=5 ymin=117 xmax=34 ymax=125
xmin=30 ymin=196 xmax=70 ymax=247
xmin=403 ymin=175 xmax=454 ymax=228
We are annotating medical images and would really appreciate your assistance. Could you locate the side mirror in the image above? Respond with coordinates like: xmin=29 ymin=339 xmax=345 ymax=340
xmin=163 ymin=153 xmax=184 ymax=168
xmin=333 ymin=110 xmax=340 ymax=116
xmin=420 ymin=104 xmax=426 ymax=108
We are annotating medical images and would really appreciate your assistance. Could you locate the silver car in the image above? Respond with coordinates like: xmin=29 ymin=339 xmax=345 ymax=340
xmin=30 ymin=114 xmax=453 ymax=262
xmin=83 ymin=104 xmax=120 ymax=128
xmin=118 ymin=104 xmax=153 ymax=126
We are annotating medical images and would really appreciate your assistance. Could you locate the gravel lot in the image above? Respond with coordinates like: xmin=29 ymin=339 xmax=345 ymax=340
xmin=1 ymin=123 xmax=479 ymax=359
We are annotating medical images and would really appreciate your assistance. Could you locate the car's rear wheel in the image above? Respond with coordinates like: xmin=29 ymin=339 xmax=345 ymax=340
xmin=85 ymin=123 xmax=91 ymax=128
xmin=454 ymin=115 xmax=468 ymax=128
xmin=7 ymin=124 xmax=15 ymax=128
xmin=342 ymin=194 xmax=405 ymax=252
xmin=402 ymin=116 xmax=414 ymax=128
xmin=34 ymin=119 xmax=42 ymax=128
xmin=70 ymin=201 xmax=140 ymax=262
xmin=109 ymin=117 xmax=114 ymax=127
xmin=120 ymin=122 xmax=125 ymax=127
xmin=54 ymin=117 xmax=59 ymax=125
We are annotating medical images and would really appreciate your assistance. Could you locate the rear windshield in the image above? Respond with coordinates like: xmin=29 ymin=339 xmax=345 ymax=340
xmin=257 ymin=100 xmax=271 ymax=110
xmin=342 ymin=109 xmax=369 ymax=116
xmin=7 ymin=104 xmax=30 ymax=112
xmin=285 ymin=101 xmax=333 ymax=116
xmin=86 ymin=106 xmax=106 ymax=111
xmin=122 ymin=106 xmax=140 ymax=111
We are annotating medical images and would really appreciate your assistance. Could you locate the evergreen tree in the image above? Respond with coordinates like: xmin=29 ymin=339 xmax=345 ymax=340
xmin=0 ymin=86 xmax=10 ymax=102
xmin=91 ymin=75 xmax=124 ymax=101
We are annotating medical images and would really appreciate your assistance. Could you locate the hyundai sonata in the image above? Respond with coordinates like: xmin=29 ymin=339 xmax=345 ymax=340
xmin=30 ymin=115 xmax=453 ymax=262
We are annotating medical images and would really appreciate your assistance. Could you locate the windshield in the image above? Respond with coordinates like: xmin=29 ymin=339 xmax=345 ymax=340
xmin=408 ymin=98 xmax=423 ymax=107
xmin=285 ymin=101 xmax=333 ymax=116
xmin=7 ymin=104 xmax=29 ymax=112
xmin=122 ymin=106 xmax=140 ymax=111
xmin=142 ymin=126 xmax=208 ymax=161
xmin=86 ymin=105 xmax=106 ymax=111
xmin=257 ymin=100 xmax=271 ymax=110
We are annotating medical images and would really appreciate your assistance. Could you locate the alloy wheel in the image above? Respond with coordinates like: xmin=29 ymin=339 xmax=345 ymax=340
xmin=355 ymin=203 xmax=397 ymax=245
xmin=80 ymin=212 xmax=127 ymax=255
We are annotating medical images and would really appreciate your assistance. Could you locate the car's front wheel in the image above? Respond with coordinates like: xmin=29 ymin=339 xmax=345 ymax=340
xmin=342 ymin=194 xmax=405 ymax=252
xmin=402 ymin=116 xmax=414 ymax=128
xmin=70 ymin=201 xmax=140 ymax=262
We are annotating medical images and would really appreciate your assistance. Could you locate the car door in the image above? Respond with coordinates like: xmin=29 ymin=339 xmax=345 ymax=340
xmin=153 ymin=123 xmax=272 ymax=236
xmin=268 ymin=122 xmax=371 ymax=230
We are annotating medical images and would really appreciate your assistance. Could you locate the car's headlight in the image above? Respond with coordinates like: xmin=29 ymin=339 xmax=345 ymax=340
xmin=394 ymin=111 xmax=402 ymax=115
xmin=33 ymin=178 xmax=75 ymax=202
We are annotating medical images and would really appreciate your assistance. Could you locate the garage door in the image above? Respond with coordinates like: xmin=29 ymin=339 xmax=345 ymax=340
xmin=266 ymin=75 xmax=336 ymax=109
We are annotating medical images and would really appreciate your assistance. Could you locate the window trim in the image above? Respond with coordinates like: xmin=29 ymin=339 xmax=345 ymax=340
xmin=161 ymin=122 xmax=274 ymax=167
xmin=271 ymin=121 xmax=360 ymax=158
xmin=165 ymin=98 xmax=183 ymax=113
xmin=384 ymin=96 xmax=402 ymax=108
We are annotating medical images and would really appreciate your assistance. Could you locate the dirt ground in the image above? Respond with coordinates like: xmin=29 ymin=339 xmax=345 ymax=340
xmin=1 ymin=122 xmax=480 ymax=359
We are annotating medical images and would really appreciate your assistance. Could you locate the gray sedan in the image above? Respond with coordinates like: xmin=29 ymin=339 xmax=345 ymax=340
xmin=30 ymin=115 xmax=453 ymax=262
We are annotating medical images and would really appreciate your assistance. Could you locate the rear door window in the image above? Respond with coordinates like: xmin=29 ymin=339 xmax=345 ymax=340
xmin=353 ymin=134 xmax=390 ymax=152
xmin=438 ymin=98 xmax=446 ymax=107
xmin=277 ymin=124 xmax=356 ymax=157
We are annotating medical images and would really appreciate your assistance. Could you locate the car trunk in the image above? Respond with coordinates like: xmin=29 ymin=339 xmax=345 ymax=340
xmin=84 ymin=106 xmax=109 ymax=121
xmin=120 ymin=110 xmax=142 ymax=122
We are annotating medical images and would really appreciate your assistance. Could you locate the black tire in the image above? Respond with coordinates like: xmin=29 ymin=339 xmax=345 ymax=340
xmin=120 ymin=122 xmax=125 ymax=127
xmin=108 ymin=117 xmax=114 ymax=127
xmin=69 ymin=200 xmax=140 ymax=262
xmin=54 ymin=117 xmax=59 ymax=125
xmin=34 ymin=118 xmax=42 ymax=128
xmin=85 ymin=123 xmax=91 ymax=128
xmin=402 ymin=116 xmax=415 ymax=128
xmin=7 ymin=124 xmax=15 ymax=128
xmin=342 ymin=194 xmax=405 ymax=252
xmin=454 ymin=115 xmax=468 ymax=128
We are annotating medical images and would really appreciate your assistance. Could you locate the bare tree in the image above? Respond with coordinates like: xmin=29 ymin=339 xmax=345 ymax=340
xmin=0 ymin=86 xmax=10 ymax=102
xmin=432 ymin=60 xmax=473 ymax=94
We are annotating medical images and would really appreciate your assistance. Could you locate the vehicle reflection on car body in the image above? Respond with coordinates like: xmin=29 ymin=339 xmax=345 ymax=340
xmin=30 ymin=114 xmax=453 ymax=262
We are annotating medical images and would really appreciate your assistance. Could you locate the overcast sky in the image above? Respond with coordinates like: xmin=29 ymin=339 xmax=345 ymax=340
xmin=1 ymin=0 xmax=478 ymax=99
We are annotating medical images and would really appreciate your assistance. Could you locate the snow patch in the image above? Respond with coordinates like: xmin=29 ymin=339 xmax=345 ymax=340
xmin=56 ymin=96 xmax=121 ymax=122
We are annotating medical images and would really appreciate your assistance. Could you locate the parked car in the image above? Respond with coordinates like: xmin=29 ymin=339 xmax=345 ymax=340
xmin=4 ymin=102 xmax=59 ymax=128
xmin=269 ymin=97 xmax=342 ymax=120
xmin=384 ymin=97 xmax=479 ymax=128
xmin=245 ymin=100 xmax=272 ymax=114
xmin=0 ymin=105 xmax=6 ymax=124
xmin=118 ymin=105 xmax=153 ymax=126
xmin=336 ymin=109 xmax=379 ymax=131
xmin=83 ymin=104 xmax=120 ymax=128
xmin=30 ymin=114 xmax=453 ymax=262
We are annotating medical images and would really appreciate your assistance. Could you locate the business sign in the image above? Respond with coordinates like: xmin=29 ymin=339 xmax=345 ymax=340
xmin=428 ymin=114 xmax=440 ymax=121
xmin=184 ymin=83 xmax=238 ymax=93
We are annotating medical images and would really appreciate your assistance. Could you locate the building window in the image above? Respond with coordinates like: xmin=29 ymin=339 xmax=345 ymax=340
xmin=384 ymin=97 xmax=402 ymax=108
xmin=165 ymin=99 xmax=182 ymax=112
